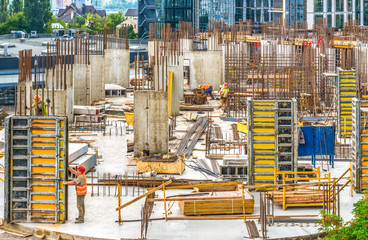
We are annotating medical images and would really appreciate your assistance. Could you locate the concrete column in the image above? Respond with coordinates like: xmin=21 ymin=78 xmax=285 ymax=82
xmin=73 ymin=64 xmax=91 ymax=105
xmin=90 ymin=55 xmax=105 ymax=101
xmin=332 ymin=0 xmax=336 ymax=27
xmin=104 ymin=49 xmax=130 ymax=88
xmin=282 ymin=0 xmax=286 ymax=20
xmin=168 ymin=61 xmax=184 ymax=116
xmin=323 ymin=0 xmax=327 ymax=19
xmin=352 ymin=0 xmax=356 ymax=20
xmin=344 ymin=0 xmax=348 ymax=23
xmin=134 ymin=91 xmax=169 ymax=156
xmin=361 ymin=0 xmax=364 ymax=25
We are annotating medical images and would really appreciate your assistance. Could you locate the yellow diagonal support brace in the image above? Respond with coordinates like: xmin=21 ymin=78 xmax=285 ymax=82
xmin=168 ymin=72 xmax=173 ymax=118
xmin=116 ymin=179 xmax=172 ymax=211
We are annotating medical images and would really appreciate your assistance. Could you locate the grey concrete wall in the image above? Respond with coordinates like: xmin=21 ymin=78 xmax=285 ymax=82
xmin=104 ymin=49 xmax=130 ymax=88
xmin=184 ymin=51 xmax=223 ymax=91
xmin=90 ymin=55 xmax=105 ymax=101
xmin=168 ymin=63 xmax=183 ymax=116
xmin=134 ymin=91 xmax=168 ymax=157
xmin=73 ymin=64 xmax=91 ymax=105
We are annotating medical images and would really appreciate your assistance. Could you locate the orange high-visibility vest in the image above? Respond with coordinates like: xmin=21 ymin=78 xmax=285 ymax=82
xmin=76 ymin=174 xmax=87 ymax=196
xmin=201 ymin=84 xmax=211 ymax=90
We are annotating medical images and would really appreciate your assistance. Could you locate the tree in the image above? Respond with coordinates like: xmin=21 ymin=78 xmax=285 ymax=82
xmin=0 ymin=0 xmax=9 ymax=23
xmin=128 ymin=25 xmax=137 ymax=39
xmin=0 ymin=12 xmax=27 ymax=34
xmin=10 ymin=0 xmax=22 ymax=16
xmin=67 ymin=15 xmax=87 ymax=29
xmin=24 ymin=0 xmax=52 ymax=32
xmin=106 ymin=11 xmax=126 ymax=28
xmin=45 ymin=15 xmax=66 ymax=33
xmin=318 ymin=191 xmax=368 ymax=239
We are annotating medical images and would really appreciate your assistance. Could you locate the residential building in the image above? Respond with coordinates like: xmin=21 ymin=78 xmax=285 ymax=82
xmin=117 ymin=19 xmax=138 ymax=33
xmin=125 ymin=8 xmax=138 ymax=19
xmin=58 ymin=3 xmax=107 ymax=23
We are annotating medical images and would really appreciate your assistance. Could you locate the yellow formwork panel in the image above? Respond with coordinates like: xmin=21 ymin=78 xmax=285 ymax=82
xmin=32 ymin=158 xmax=55 ymax=164
xmin=341 ymin=103 xmax=353 ymax=107
xmin=254 ymin=150 xmax=274 ymax=153
xmin=32 ymin=119 xmax=56 ymax=123
xmin=253 ymin=105 xmax=274 ymax=109
xmin=340 ymin=92 xmax=357 ymax=95
xmin=253 ymin=111 xmax=275 ymax=115
xmin=32 ymin=167 xmax=55 ymax=173
xmin=253 ymin=101 xmax=275 ymax=105
xmin=32 ymin=137 xmax=55 ymax=141
xmin=362 ymin=162 xmax=368 ymax=166
xmin=32 ymin=195 xmax=56 ymax=201
xmin=362 ymin=145 xmax=368 ymax=150
xmin=32 ymin=186 xmax=56 ymax=192
xmin=32 ymin=123 xmax=56 ymax=127
xmin=362 ymin=184 xmax=368 ymax=188
xmin=254 ymin=155 xmax=275 ymax=159
xmin=253 ymin=128 xmax=274 ymax=133
xmin=339 ymin=120 xmax=352 ymax=124
xmin=59 ymin=192 xmax=64 ymax=199
xmin=254 ymin=182 xmax=273 ymax=186
xmin=254 ymin=117 xmax=275 ymax=122
xmin=254 ymin=175 xmax=274 ymax=180
xmin=31 ymin=204 xmax=55 ymax=209
xmin=253 ymin=143 xmax=275 ymax=149
xmin=362 ymin=176 xmax=368 ymax=181
xmin=253 ymin=136 xmax=275 ymax=141
xmin=31 ymin=149 xmax=56 ymax=155
xmin=32 ymin=143 xmax=55 ymax=146
xmin=31 ymin=213 xmax=54 ymax=217
xmin=254 ymin=160 xmax=275 ymax=165
xmin=32 ymin=130 xmax=56 ymax=134
xmin=341 ymin=97 xmax=354 ymax=101
xmin=32 ymin=180 xmax=54 ymax=185
xmin=254 ymin=168 xmax=274 ymax=172
xmin=254 ymin=122 xmax=274 ymax=126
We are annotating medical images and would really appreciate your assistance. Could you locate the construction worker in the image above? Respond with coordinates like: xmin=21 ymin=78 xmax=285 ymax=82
xmin=63 ymin=166 xmax=87 ymax=223
xmin=199 ymin=84 xmax=214 ymax=100
xmin=26 ymin=95 xmax=50 ymax=116
xmin=219 ymin=83 xmax=229 ymax=110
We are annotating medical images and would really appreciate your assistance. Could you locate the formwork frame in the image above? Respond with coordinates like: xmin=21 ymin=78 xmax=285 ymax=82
xmin=4 ymin=116 xmax=68 ymax=223
xmin=247 ymin=99 xmax=297 ymax=186
xmin=337 ymin=68 xmax=357 ymax=138
xmin=352 ymin=98 xmax=368 ymax=193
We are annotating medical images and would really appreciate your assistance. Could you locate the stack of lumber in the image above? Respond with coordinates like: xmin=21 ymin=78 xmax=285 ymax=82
xmin=267 ymin=188 xmax=327 ymax=207
xmin=74 ymin=105 xmax=106 ymax=123
xmin=178 ymin=190 xmax=254 ymax=216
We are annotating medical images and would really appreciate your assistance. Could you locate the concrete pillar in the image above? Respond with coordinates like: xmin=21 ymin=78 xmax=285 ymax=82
xmin=90 ymin=55 xmax=105 ymax=101
xmin=361 ymin=0 xmax=364 ymax=25
xmin=104 ymin=49 xmax=130 ymax=88
xmin=323 ymin=0 xmax=327 ymax=19
xmin=168 ymin=63 xmax=184 ymax=116
xmin=134 ymin=91 xmax=169 ymax=157
xmin=185 ymin=51 xmax=223 ymax=91
xmin=73 ymin=64 xmax=91 ymax=105
xmin=344 ymin=0 xmax=348 ymax=23
xmin=332 ymin=0 xmax=336 ymax=27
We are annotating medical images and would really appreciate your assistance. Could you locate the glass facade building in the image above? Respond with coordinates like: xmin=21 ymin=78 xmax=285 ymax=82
xmin=156 ymin=0 xmax=193 ymax=28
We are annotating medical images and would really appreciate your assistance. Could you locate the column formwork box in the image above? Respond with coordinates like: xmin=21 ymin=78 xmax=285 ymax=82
xmin=352 ymin=98 xmax=368 ymax=193
xmin=247 ymin=99 xmax=298 ymax=186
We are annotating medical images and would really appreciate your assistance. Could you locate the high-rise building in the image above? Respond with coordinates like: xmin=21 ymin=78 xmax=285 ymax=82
xmin=138 ymin=0 xmax=156 ymax=39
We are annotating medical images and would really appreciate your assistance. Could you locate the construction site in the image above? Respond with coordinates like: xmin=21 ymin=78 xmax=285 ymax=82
xmin=0 ymin=19 xmax=368 ymax=239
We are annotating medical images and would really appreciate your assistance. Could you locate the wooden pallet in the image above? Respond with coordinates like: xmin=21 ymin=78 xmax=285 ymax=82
xmin=178 ymin=191 xmax=254 ymax=216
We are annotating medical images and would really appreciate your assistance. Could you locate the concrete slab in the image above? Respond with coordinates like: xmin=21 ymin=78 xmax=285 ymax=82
xmin=68 ymin=143 xmax=88 ymax=163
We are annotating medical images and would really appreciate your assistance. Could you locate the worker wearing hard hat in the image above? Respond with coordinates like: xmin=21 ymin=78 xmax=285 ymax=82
xmin=26 ymin=95 xmax=51 ymax=116
xmin=198 ymin=84 xmax=214 ymax=100
xmin=219 ymin=83 xmax=229 ymax=110
xmin=63 ymin=166 xmax=87 ymax=223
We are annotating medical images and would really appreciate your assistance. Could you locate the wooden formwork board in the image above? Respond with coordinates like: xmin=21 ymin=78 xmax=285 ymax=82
xmin=136 ymin=157 xmax=185 ymax=175
xmin=178 ymin=191 xmax=254 ymax=216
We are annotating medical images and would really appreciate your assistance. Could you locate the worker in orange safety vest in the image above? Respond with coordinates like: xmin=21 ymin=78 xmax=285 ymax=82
xmin=199 ymin=84 xmax=214 ymax=100
xmin=63 ymin=166 xmax=87 ymax=223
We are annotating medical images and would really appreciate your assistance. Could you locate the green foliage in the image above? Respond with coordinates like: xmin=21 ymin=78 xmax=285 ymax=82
xmin=128 ymin=25 xmax=137 ymax=39
xmin=0 ymin=11 xmax=27 ymax=34
xmin=318 ymin=191 xmax=368 ymax=239
xmin=106 ymin=11 xmax=126 ymax=27
xmin=0 ymin=0 xmax=9 ymax=23
xmin=85 ymin=13 xmax=108 ymax=33
xmin=45 ymin=15 xmax=66 ymax=33
xmin=67 ymin=15 xmax=87 ymax=29
xmin=24 ymin=0 xmax=52 ymax=32
xmin=10 ymin=0 xmax=22 ymax=16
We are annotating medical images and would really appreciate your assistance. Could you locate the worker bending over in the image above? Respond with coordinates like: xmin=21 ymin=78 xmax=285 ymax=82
xmin=199 ymin=84 xmax=214 ymax=100
xmin=26 ymin=95 xmax=51 ymax=116
xmin=219 ymin=83 xmax=229 ymax=110
xmin=63 ymin=166 xmax=87 ymax=223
